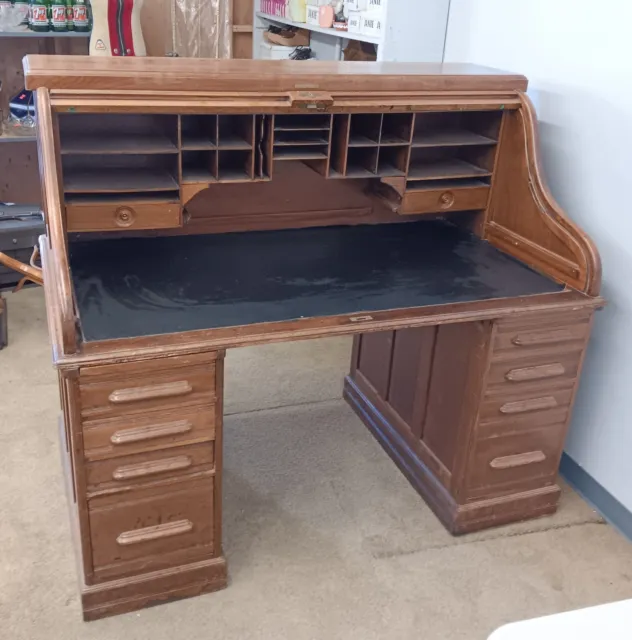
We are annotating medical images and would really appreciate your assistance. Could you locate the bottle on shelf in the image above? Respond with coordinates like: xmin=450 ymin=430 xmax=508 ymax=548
xmin=29 ymin=0 xmax=50 ymax=32
xmin=51 ymin=0 xmax=67 ymax=31
xmin=73 ymin=0 xmax=90 ymax=32
xmin=65 ymin=0 xmax=73 ymax=30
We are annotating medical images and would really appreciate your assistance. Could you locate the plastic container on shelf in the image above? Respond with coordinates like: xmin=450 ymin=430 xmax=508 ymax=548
xmin=305 ymin=5 xmax=318 ymax=25
xmin=318 ymin=5 xmax=334 ymax=28
xmin=0 ymin=1 xmax=29 ymax=32
xmin=347 ymin=11 xmax=362 ymax=34
xmin=259 ymin=41 xmax=296 ymax=60
xmin=288 ymin=0 xmax=306 ymax=22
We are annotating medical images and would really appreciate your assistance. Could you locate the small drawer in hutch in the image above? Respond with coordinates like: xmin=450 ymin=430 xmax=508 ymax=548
xmin=65 ymin=198 xmax=182 ymax=233
xmin=399 ymin=181 xmax=490 ymax=215
xmin=89 ymin=478 xmax=215 ymax=581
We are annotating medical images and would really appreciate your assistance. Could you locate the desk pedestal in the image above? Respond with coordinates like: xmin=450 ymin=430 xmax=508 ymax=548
xmin=344 ymin=308 xmax=593 ymax=533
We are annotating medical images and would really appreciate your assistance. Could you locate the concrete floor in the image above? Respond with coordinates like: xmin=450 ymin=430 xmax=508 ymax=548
xmin=1 ymin=288 xmax=631 ymax=639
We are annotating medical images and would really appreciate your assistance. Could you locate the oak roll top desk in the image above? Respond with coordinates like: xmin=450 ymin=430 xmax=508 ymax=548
xmin=21 ymin=56 xmax=602 ymax=621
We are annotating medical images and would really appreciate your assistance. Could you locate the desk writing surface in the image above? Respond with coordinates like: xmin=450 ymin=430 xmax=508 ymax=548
xmin=68 ymin=221 xmax=563 ymax=343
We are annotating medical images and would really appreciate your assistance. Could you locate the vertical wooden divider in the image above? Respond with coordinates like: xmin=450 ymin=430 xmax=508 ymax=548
xmin=177 ymin=116 xmax=183 ymax=188
xmin=329 ymin=114 xmax=351 ymax=177
xmin=266 ymin=115 xmax=275 ymax=180
xmin=248 ymin=115 xmax=256 ymax=179
xmin=213 ymin=116 xmax=220 ymax=180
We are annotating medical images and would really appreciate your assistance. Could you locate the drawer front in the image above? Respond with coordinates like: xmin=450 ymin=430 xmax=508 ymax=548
xmin=89 ymin=479 xmax=214 ymax=578
xmin=466 ymin=427 xmax=564 ymax=498
xmin=83 ymin=405 xmax=216 ymax=460
xmin=80 ymin=354 xmax=217 ymax=422
xmin=86 ymin=442 xmax=214 ymax=495
xmin=66 ymin=201 xmax=182 ymax=233
xmin=486 ymin=349 xmax=583 ymax=393
xmin=493 ymin=311 xmax=592 ymax=357
xmin=399 ymin=185 xmax=490 ymax=215
xmin=478 ymin=387 xmax=574 ymax=436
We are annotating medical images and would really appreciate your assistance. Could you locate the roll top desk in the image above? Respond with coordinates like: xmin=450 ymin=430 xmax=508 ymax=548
xmin=21 ymin=56 xmax=602 ymax=620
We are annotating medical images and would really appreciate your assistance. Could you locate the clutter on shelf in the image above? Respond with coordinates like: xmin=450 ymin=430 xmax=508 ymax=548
xmin=1 ymin=89 xmax=36 ymax=137
xmin=259 ymin=0 xmax=386 ymax=39
xmin=262 ymin=24 xmax=314 ymax=59
xmin=0 ymin=0 xmax=92 ymax=34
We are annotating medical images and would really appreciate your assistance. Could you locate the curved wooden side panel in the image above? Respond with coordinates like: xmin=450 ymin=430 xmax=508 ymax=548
xmin=484 ymin=93 xmax=602 ymax=296
xmin=36 ymin=88 xmax=78 ymax=355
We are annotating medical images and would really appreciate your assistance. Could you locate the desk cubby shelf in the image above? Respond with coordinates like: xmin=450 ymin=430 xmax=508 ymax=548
xmin=56 ymin=108 xmax=503 ymax=230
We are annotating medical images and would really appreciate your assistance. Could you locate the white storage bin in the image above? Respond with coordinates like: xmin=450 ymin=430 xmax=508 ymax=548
xmin=306 ymin=5 xmax=319 ymax=25
xmin=260 ymin=41 xmax=296 ymax=60
xmin=366 ymin=0 xmax=387 ymax=16
xmin=347 ymin=11 xmax=362 ymax=35
xmin=346 ymin=0 xmax=367 ymax=10
xmin=361 ymin=13 xmax=384 ymax=39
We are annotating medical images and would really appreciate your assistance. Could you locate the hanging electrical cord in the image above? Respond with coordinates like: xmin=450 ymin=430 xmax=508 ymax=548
xmin=290 ymin=46 xmax=313 ymax=61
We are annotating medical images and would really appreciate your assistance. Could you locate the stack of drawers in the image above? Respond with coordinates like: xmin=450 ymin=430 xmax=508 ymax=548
xmin=72 ymin=351 xmax=223 ymax=584
xmin=464 ymin=311 xmax=593 ymax=501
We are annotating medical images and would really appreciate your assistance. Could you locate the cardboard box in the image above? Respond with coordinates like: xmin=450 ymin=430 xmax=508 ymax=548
xmin=264 ymin=27 xmax=310 ymax=47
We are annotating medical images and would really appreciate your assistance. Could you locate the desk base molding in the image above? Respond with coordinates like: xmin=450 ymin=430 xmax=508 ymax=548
xmin=344 ymin=376 xmax=561 ymax=534
xmin=81 ymin=556 xmax=228 ymax=622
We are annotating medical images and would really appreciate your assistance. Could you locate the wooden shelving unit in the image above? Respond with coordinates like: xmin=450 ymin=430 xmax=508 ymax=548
xmin=0 ymin=132 xmax=37 ymax=143
xmin=0 ymin=30 xmax=90 ymax=38
xmin=1 ymin=33 xmax=87 ymax=207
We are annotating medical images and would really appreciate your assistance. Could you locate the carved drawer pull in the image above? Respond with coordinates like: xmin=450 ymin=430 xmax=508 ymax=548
xmin=112 ymin=455 xmax=193 ymax=481
xmin=108 ymin=381 xmax=193 ymax=404
xmin=114 ymin=206 xmax=136 ymax=228
xmin=490 ymin=451 xmax=547 ymax=469
xmin=512 ymin=329 xmax=575 ymax=346
xmin=439 ymin=191 xmax=455 ymax=209
xmin=499 ymin=396 xmax=558 ymax=414
xmin=505 ymin=363 xmax=565 ymax=382
xmin=116 ymin=519 xmax=193 ymax=546
xmin=110 ymin=419 xmax=193 ymax=445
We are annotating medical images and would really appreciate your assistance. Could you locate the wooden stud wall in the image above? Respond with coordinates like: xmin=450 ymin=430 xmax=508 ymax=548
xmin=232 ymin=0 xmax=254 ymax=59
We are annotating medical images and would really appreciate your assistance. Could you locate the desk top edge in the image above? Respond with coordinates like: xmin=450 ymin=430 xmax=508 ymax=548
xmin=23 ymin=56 xmax=528 ymax=93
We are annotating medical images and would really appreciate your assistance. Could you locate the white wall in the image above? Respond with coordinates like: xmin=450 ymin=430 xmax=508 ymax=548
xmin=444 ymin=1 xmax=632 ymax=509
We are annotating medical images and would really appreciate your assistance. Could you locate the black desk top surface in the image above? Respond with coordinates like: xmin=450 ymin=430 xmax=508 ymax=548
xmin=68 ymin=220 xmax=563 ymax=343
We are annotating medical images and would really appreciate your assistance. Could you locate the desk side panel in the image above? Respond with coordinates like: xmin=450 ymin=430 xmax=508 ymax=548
xmin=484 ymin=94 xmax=601 ymax=296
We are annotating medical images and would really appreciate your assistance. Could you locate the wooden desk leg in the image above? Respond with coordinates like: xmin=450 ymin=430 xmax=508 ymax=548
xmin=344 ymin=308 xmax=594 ymax=534
xmin=0 ymin=295 xmax=7 ymax=350
xmin=57 ymin=351 xmax=228 ymax=621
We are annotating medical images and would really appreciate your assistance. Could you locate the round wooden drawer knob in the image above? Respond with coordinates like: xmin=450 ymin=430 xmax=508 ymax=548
xmin=439 ymin=192 xmax=455 ymax=209
xmin=114 ymin=207 xmax=136 ymax=228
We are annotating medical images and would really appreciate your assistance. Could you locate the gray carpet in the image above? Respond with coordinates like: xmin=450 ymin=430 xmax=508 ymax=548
xmin=1 ymin=288 xmax=631 ymax=640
